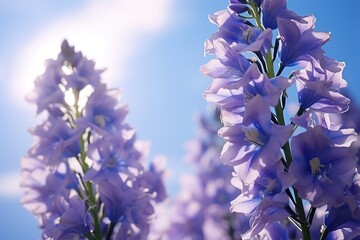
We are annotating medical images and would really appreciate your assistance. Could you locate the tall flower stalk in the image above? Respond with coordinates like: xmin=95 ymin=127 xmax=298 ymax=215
xmin=21 ymin=40 xmax=166 ymax=240
xmin=201 ymin=0 xmax=360 ymax=239
xmin=151 ymin=109 xmax=251 ymax=239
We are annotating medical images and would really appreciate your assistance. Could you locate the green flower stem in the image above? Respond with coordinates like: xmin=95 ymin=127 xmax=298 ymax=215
xmin=269 ymin=53 xmax=312 ymax=240
xmin=320 ymin=227 xmax=330 ymax=240
xmin=73 ymin=90 xmax=103 ymax=240
xmin=265 ymin=50 xmax=275 ymax=78
xmin=80 ymin=136 xmax=89 ymax=172
xmin=85 ymin=232 xmax=96 ymax=240
xmin=294 ymin=189 xmax=312 ymax=240
xmin=225 ymin=214 xmax=236 ymax=240
xmin=308 ymin=207 xmax=317 ymax=225
xmin=79 ymin=134 xmax=102 ymax=240
xmin=248 ymin=1 xmax=264 ymax=31
xmin=274 ymin=83 xmax=311 ymax=240
xmin=249 ymin=3 xmax=312 ymax=239
xmin=267 ymin=49 xmax=312 ymax=240
xmin=106 ymin=222 xmax=116 ymax=240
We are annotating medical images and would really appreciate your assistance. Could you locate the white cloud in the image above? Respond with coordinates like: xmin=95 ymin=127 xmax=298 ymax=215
xmin=8 ymin=0 xmax=174 ymax=108
xmin=0 ymin=172 xmax=21 ymax=198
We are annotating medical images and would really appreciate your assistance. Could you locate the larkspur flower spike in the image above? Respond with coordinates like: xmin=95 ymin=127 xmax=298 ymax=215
xmin=21 ymin=40 xmax=167 ymax=240
xmin=201 ymin=0 xmax=360 ymax=239
xmin=150 ymin=109 xmax=252 ymax=239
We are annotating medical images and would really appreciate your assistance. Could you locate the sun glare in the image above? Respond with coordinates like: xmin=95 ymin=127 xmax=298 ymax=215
xmin=8 ymin=0 xmax=173 ymax=110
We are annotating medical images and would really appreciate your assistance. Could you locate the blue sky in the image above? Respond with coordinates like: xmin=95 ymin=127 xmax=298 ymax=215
xmin=0 ymin=0 xmax=359 ymax=239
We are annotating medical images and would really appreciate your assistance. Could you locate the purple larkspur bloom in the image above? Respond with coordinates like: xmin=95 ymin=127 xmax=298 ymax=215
xmin=228 ymin=0 xmax=249 ymax=14
xmin=325 ymin=201 xmax=360 ymax=236
xmin=317 ymin=56 xmax=347 ymax=87
xmin=322 ymin=127 xmax=357 ymax=147
xmin=26 ymin=58 xmax=65 ymax=117
xmin=231 ymin=161 xmax=295 ymax=207
xmin=20 ymin=157 xmax=71 ymax=216
xmin=262 ymin=0 xmax=288 ymax=29
xmin=296 ymin=71 xmax=337 ymax=109
xmin=289 ymin=126 xmax=358 ymax=207
xmin=57 ymin=40 xmax=83 ymax=68
xmin=205 ymin=9 xmax=272 ymax=55
xmin=340 ymin=92 xmax=360 ymax=171
xmin=278 ymin=16 xmax=330 ymax=67
xmin=98 ymin=180 xmax=154 ymax=239
xmin=58 ymin=40 xmax=104 ymax=90
xmin=229 ymin=0 xmax=262 ymax=14
xmin=201 ymin=39 xmax=250 ymax=82
xmin=235 ymin=194 xmax=290 ymax=238
xmin=53 ymin=196 xmax=93 ymax=240
xmin=77 ymin=85 xmax=129 ymax=135
xmin=219 ymin=95 xmax=293 ymax=182
xmin=204 ymin=63 xmax=292 ymax=124
xmin=28 ymin=117 xmax=82 ymax=165
xmin=321 ymin=174 xmax=360 ymax=238
xmin=294 ymin=66 xmax=349 ymax=114
xmin=327 ymin=229 xmax=360 ymax=240
xmin=136 ymin=156 xmax=167 ymax=202
xmin=291 ymin=111 xmax=357 ymax=149
xmin=261 ymin=0 xmax=304 ymax=30
xmin=291 ymin=110 xmax=341 ymax=130
xmin=83 ymin=129 xmax=143 ymax=184
xmin=231 ymin=161 xmax=294 ymax=237
xmin=256 ymin=222 xmax=290 ymax=240
xmin=26 ymin=40 xmax=104 ymax=117
xmin=342 ymin=93 xmax=360 ymax=134
xmin=41 ymin=196 xmax=69 ymax=239
xmin=20 ymin=157 xmax=87 ymax=239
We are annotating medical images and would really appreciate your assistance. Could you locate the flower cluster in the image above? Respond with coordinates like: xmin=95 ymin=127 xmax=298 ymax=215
xmin=152 ymin=109 xmax=296 ymax=239
xmin=21 ymin=40 xmax=166 ymax=240
xmin=160 ymin=111 xmax=248 ymax=240
xmin=201 ymin=0 xmax=360 ymax=239
xmin=151 ymin=109 xmax=250 ymax=239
